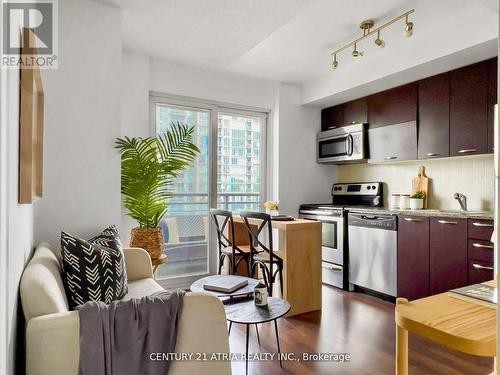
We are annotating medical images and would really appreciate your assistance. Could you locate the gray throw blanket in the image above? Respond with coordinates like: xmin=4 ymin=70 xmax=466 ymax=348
xmin=78 ymin=290 xmax=185 ymax=375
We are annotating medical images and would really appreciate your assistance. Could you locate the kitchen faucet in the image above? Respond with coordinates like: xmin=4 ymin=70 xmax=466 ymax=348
xmin=453 ymin=193 xmax=467 ymax=212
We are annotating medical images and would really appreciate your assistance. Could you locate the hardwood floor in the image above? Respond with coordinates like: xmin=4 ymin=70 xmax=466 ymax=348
xmin=228 ymin=285 xmax=493 ymax=375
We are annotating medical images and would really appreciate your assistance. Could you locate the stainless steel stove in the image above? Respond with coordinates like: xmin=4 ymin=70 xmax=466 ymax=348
xmin=299 ymin=182 xmax=383 ymax=290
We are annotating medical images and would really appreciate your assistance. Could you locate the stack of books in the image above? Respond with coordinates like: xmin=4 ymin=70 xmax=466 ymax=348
xmin=203 ymin=276 xmax=248 ymax=294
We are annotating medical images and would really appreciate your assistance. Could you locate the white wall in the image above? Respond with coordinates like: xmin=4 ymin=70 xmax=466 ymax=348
xmin=276 ymin=83 xmax=336 ymax=215
xmin=149 ymin=58 xmax=278 ymax=109
xmin=0 ymin=19 xmax=34 ymax=375
xmin=120 ymin=51 xmax=150 ymax=244
xmin=34 ymin=0 xmax=123 ymax=246
xmin=338 ymin=155 xmax=494 ymax=211
xmin=121 ymin=51 xmax=150 ymax=138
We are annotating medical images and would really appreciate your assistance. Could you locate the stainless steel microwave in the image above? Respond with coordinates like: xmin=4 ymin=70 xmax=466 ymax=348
xmin=317 ymin=123 xmax=366 ymax=164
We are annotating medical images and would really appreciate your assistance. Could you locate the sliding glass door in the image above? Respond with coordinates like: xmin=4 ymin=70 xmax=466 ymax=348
xmin=154 ymin=103 xmax=210 ymax=279
xmin=151 ymin=96 xmax=267 ymax=281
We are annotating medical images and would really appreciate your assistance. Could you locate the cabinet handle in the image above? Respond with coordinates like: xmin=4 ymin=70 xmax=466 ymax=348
xmin=472 ymin=222 xmax=493 ymax=227
xmin=438 ymin=220 xmax=458 ymax=225
xmin=426 ymin=152 xmax=440 ymax=157
xmin=404 ymin=217 xmax=421 ymax=222
xmin=385 ymin=156 xmax=398 ymax=160
xmin=472 ymin=243 xmax=494 ymax=249
xmin=351 ymin=120 xmax=357 ymax=124
xmin=472 ymin=263 xmax=494 ymax=271
xmin=458 ymin=148 xmax=477 ymax=154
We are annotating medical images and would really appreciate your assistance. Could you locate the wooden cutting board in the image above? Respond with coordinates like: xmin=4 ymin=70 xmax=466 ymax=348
xmin=411 ymin=166 xmax=430 ymax=208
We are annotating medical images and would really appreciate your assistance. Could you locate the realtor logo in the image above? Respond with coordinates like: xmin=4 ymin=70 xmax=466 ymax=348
xmin=2 ymin=0 xmax=58 ymax=69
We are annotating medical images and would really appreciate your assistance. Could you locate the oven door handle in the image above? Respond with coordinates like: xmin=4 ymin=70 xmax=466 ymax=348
xmin=322 ymin=264 xmax=343 ymax=272
xmin=300 ymin=214 xmax=343 ymax=223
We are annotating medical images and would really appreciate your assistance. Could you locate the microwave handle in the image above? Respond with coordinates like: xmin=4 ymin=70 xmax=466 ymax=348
xmin=347 ymin=134 xmax=354 ymax=156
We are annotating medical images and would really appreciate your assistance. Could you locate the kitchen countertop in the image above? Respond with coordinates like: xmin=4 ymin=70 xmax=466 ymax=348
xmin=347 ymin=207 xmax=493 ymax=220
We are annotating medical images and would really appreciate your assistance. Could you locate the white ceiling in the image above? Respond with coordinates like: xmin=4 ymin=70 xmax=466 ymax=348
xmin=97 ymin=0 xmax=499 ymax=105
xmin=107 ymin=0 xmax=316 ymax=67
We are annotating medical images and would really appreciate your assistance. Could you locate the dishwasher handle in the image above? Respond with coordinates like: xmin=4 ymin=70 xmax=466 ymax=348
xmin=348 ymin=213 xmax=398 ymax=230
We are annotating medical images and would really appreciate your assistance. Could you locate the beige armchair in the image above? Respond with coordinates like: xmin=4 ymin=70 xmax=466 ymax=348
xmin=20 ymin=243 xmax=231 ymax=375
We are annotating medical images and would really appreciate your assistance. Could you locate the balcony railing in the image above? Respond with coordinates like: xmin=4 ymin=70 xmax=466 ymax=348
xmin=167 ymin=192 xmax=261 ymax=213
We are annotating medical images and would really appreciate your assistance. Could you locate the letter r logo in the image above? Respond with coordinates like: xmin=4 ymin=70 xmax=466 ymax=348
xmin=2 ymin=1 xmax=55 ymax=55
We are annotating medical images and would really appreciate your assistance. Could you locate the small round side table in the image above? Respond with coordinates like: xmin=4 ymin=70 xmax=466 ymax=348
xmin=190 ymin=276 xmax=290 ymax=375
xmin=225 ymin=297 xmax=291 ymax=375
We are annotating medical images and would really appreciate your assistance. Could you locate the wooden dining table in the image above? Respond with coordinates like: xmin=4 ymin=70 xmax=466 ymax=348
xmin=395 ymin=280 xmax=497 ymax=375
xmin=230 ymin=216 xmax=322 ymax=317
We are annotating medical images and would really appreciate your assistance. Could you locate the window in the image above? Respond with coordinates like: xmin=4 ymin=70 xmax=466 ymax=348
xmin=151 ymin=95 xmax=267 ymax=280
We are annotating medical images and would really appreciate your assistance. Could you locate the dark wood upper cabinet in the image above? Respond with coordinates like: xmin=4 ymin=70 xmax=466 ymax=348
xmin=321 ymin=105 xmax=344 ymax=131
xmin=321 ymin=98 xmax=368 ymax=131
xmin=487 ymin=58 xmax=497 ymax=153
xmin=418 ymin=73 xmax=450 ymax=160
xmin=398 ymin=216 xmax=430 ymax=300
xmin=429 ymin=217 xmax=467 ymax=295
xmin=368 ymin=121 xmax=417 ymax=163
xmin=368 ymin=83 xmax=417 ymax=128
xmin=450 ymin=61 xmax=488 ymax=156
xmin=343 ymin=98 xmax=367 ymax=125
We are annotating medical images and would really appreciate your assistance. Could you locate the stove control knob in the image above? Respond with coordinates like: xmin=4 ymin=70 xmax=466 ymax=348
xmin=367 ymin=186 xmax=371 ymax=190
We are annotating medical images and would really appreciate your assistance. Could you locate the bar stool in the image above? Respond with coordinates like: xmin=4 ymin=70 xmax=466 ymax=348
xmin=240 ymin=211 xmax=284 ymax=296
xmin=210 ymin=209 xmax=251 ymax=276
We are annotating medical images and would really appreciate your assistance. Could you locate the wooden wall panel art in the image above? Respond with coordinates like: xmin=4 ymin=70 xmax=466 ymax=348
xmin=19 ymin=28 xmax=44 ymax=204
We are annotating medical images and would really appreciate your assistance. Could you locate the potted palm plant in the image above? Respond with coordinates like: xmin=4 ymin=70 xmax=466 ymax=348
xmin=115 ymin=122 xmax=199 ymax=259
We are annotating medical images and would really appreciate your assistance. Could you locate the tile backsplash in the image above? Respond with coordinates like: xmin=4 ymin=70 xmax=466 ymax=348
xmin=337 ymin=155 xmax=494 ymax=211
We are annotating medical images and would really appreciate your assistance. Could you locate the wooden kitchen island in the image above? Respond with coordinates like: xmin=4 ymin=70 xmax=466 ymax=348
xmin=231 ymin=216 xmax=322 ymax=317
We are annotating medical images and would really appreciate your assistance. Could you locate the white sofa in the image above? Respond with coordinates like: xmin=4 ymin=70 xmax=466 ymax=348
xmin=20 ymin=243 xmax=231 ymax=375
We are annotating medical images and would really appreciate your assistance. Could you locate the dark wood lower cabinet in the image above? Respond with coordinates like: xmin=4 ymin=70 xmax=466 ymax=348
xmin=397 ymin=216 xmax=429 ymax=300
xmin=468 ymin=218 xmax=494 ymax=240
xmin=468 ymin=260 xmax=494 ymax=284
xmin=467 ymin=218 xmax=494 ymax=284
xmin=397 ymin=217 xmax=493 ymax=298
xmin=429 ymin=217 xmax=467 ymax=295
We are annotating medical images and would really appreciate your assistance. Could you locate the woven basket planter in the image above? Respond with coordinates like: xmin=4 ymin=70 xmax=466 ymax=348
xmin=130 ymin=227 xmax=164 ymax=260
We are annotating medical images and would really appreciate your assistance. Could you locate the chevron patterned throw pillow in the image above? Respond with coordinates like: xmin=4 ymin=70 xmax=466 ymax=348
xmin=60 ymin=225 xmax=128 ymax=310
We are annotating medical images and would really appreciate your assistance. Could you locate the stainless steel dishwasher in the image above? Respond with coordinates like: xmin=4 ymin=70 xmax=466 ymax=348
xmin=348 ymin=212 xmax=397 ymax=297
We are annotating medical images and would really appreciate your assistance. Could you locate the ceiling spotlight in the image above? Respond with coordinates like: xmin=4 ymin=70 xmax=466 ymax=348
xmin=374 ymin=30 xmax=385 ymax=48
xmin=352 ymin=43 xmax=363 ymax=58
xmin=405 ymin=15 xmax=414 ymax=37
xmin=332 ymin=54 xmax=339 ymax=70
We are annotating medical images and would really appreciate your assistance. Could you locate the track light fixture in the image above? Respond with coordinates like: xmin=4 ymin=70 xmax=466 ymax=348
xmin=374 ymin=30 xmax=385 ymax=48
xmin=331 ymin=54 xmax=338 ymax=70
xmin=352 ymin=43 xmax=363 ymax=58
xmin=330 ymin=9 xmax=414 ymax=71
xmin=405 ymin=15 xmax=414 ymax=37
